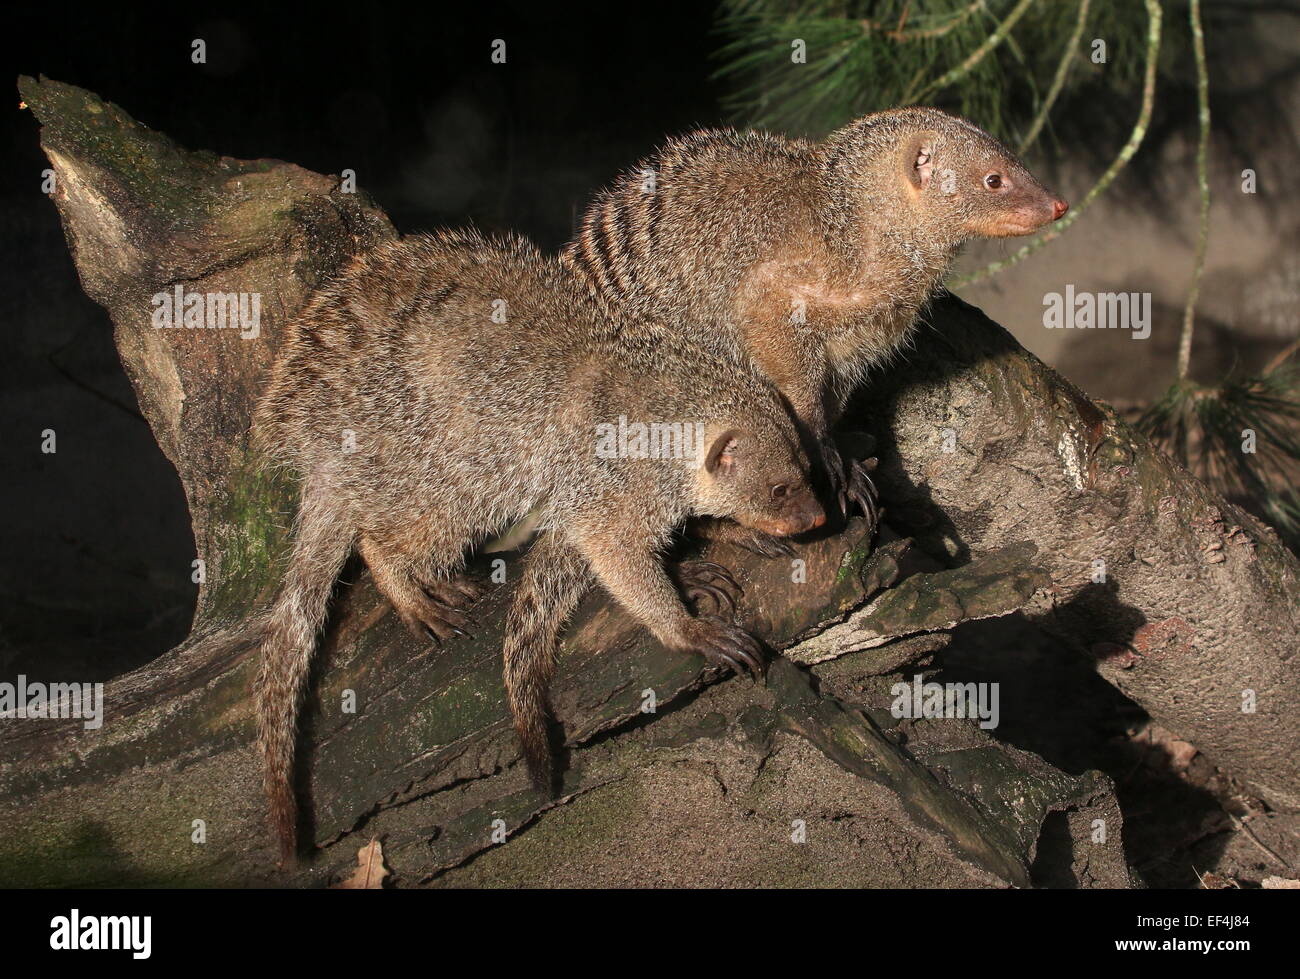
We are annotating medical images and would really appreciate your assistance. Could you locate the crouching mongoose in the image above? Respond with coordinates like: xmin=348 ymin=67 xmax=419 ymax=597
xmin=252 ymin=230 xmax=825 ymax=861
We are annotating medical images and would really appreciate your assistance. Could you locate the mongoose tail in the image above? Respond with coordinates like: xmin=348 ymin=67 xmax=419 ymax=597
xmin=255 ymin=480 xmax=355 ymax=865
xmin=502 ymin=532 xmax=593 ymax=794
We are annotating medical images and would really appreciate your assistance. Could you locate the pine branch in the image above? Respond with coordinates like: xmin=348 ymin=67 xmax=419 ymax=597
xmin=1178 ymin=0 xmax=1212 ymax=382
xmin=948 ymin=0 xmax=1163 ymax=288
xmin=905 ymin=0 xmax=1038 ymax=104
xmin=859 ymin=0 xmax=986 ymax=42
xmin=1017 ymin=0 xmax=1090 ymax=154
xmin=717 ymin=1 xmax=1159 ymax=141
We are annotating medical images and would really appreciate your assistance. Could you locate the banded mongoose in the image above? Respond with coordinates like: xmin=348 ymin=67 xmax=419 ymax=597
xmin=562 ymin=106 xmax=1068 ymax=530
xmin=252 ymin=229 xmax=825 ymax=862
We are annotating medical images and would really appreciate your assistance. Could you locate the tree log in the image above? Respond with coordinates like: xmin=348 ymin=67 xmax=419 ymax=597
xmin=859 ymin=296 xmax=1300 ymax=813
xmin=4 ymin=76 xmax=1293 ymax=888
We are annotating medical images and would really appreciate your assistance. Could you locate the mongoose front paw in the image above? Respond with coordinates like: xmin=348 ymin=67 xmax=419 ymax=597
xmin=395 ymin=596 xmax=472 ymax=643
xmin=669 ymin=560 xmax=743 ymax=615
xmin=818 ymin=432 xmax=880 ymax=534
xmin=675 ymin=616 xmax=766 ymax=681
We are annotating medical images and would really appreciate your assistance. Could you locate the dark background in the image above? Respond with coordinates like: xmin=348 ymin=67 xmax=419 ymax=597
xmin=8 ymin=3 xmax=1299 ymax=889
xmin=6 ymin=2 xmax=1298 ymax=688
xmin=3 ymin=1 xmax=727 ymax=681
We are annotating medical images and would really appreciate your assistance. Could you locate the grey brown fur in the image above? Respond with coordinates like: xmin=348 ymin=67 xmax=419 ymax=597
xmin=562 ymin=106 xmax=1067 ymax=512
xmin=252 ymin=230 xmax=824 ymax=862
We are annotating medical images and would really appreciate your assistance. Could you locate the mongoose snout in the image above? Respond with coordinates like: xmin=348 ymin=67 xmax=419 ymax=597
xmin=791 ymin=491 xmax=827 ymax=533
xmin=975 ymin=194 xmax=1068 ymax=236
xmin=743 ymin=481 xmax=821 ymax=535
xmin=970 ymin=183 xmax=1070 ymax=237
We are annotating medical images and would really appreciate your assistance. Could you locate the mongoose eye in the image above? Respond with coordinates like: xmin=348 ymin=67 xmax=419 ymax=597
xmin=984 ymin=173 xmax=1004 ymax=190
xmin=770 ymin=483 xmax=789 ymax=501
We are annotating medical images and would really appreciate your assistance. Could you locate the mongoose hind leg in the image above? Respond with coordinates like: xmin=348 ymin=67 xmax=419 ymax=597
xmin=411 ymin=568 xmax=491 ymax=611
xmin=358 ymin=534 xmax=473 ymax=642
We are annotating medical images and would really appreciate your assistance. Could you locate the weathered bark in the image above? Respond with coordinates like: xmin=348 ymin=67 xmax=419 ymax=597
xmin=3 ymin=76 xmax=1293 ymax=888
xmin=858 ymin=297 xmax=1300 ymax=813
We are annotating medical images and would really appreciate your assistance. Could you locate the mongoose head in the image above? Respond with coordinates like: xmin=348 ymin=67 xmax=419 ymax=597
xmin=696 ymin=426 xmax=825 ymax=537
xmin=828 ymin=107 xmax=1068 ymax=243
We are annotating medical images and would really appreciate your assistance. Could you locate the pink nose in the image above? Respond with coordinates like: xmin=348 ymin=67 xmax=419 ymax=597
xmin=1052 ymin=199 xmax=1069 ymax=221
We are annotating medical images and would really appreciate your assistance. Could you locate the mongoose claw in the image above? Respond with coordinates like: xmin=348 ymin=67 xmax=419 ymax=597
xmin=678 ymin=559 xmax=734 ymax=580
xmin=420 ymin=572 xmax=489 ymax=608
xmin=688 ymin=584 xmax=736 ymax=615
xmin=816 ymin=435 xmax=849 ymax=516
xmin=690 ymin=561 xmax=742 ymax=590
xmin=680 ymin=617 xmax=767 ymax=681
xmin=735 ymin=530 xmax=796 ymax=559
xmin=394 ymin=587 xmax=474 ymax=644
xmin=711 ymin=652 xmax=747 ymax=677
xmin=846 ymin=457 xmax=881 ymax=537
xmin=397 ymin=571 xmax=489 ymax=642
xmin=670 ymin=560 xmax=744 ymax=615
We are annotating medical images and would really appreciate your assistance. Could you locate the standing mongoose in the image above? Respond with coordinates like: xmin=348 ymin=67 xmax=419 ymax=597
xmin=252 ymin=229 xmax=825 ymax=862
xmin=562 ymin=106 xmax=1068 ymax=530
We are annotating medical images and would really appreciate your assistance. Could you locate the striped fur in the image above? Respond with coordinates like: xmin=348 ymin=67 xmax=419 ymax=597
xmin=561 ymin=108 xmax=1064 ymax=440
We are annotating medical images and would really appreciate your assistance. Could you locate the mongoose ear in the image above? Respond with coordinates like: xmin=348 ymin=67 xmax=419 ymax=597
xmin=903 ymin=132 xmax=938 ymax=192
xmin=705 ymin=430 xmax=743 ymax=477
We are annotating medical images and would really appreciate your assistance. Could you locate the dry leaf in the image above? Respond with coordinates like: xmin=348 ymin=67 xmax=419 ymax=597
xmin=1197 ymin=871 xmax=1238 ymax=889
xmin=331 ymin=839 xmax=390 ymax=889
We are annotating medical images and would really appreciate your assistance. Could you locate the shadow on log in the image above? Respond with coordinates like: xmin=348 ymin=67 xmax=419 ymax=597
xmin=3 ymin=76 xmax=1295 ymax=888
